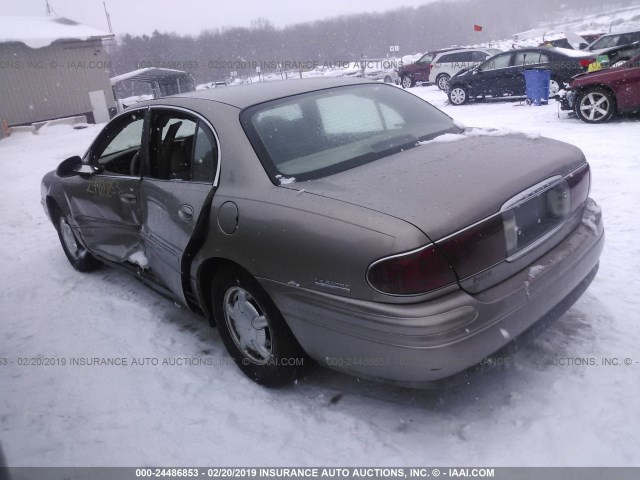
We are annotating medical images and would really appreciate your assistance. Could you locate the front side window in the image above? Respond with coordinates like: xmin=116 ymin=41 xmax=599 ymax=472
xmin=590 ymin=34 xmax=620 ymax=50
xmin=479 ymin=53 xmax=512 ymax=71
xmin=241 ymin=84 xmax=460 ymax=182
xmin=418 ymin=53 xmax=435 ymax=64
xmin=91 ymin=110 xmax=145 ymax=175
xmin=437 ymin=54 xmax=454 ymax=64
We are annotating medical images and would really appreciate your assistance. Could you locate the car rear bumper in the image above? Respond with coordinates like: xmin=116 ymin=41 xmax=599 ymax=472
xmin=261 ymin=200 xmax=604 ymax=387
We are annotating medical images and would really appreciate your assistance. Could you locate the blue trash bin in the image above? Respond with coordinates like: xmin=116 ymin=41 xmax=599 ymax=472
xmin=524 ymin=69 xmax=551 ymax=106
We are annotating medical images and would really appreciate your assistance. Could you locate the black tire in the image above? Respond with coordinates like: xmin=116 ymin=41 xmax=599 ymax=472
xmin=401 ymin=75 xmax=415 ymax=89
xmin=448 ymin=85 xmax=469 ymax=105
xmin=383 ymin=75 xmax=393 ymax=84
xmin=549 ymin=77 xmax=562 ymax=98
xmin=574 ymin=87 xmax=616 ymax=124
xmin=212 ymin=266 xmax=306 ymax=387
xmin=436 ymin=73 xmax=450 ymax=91
xmin=54 ymin=207 xmax=101 ymax=272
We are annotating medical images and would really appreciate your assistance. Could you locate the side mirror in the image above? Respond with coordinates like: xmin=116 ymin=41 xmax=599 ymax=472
xmin=56 ymin=156 xmax=82 ymax=177
xmin=73 ymin=163 xmax=102 ymax=178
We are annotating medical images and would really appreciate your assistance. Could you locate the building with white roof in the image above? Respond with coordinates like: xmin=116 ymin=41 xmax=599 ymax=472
xmin=0 ymin=16 xmax=116 ymax=127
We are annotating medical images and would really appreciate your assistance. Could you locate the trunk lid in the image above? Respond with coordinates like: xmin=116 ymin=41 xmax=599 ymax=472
xmin=285 ymin=133 xmax=586 ymax=241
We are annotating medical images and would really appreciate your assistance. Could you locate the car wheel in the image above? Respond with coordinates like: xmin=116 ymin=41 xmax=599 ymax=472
xmin=54 ymin=208 xmax=100 ymax=272
xmin=574 ymin=87 xmax=616 ymax=124
xmin=436 ymin=74 xmax=451 ymax=91
xmin=383 ymin=75 xmax=393 ymax=84
xmin=401 ymin=75 xmax=414 ymax=89
xmin=549 ymin=78 xmax=562 ymax=97
xmin=448 ymin=86 xmax=468 ymax=105
xmin=212 ymin=266 xmax=306 ymax=387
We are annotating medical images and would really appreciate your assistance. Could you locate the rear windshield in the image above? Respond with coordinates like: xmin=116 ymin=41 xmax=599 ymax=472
xmin=241 ymin=84 xmax=459 ymax=182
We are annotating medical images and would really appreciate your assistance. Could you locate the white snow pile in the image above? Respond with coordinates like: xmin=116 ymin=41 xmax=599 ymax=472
xmin=418 ymin=126 xmax=541 ymax=146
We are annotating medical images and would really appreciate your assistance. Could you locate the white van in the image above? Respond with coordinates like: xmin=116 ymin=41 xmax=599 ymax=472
xmin=430 ymin=48 xmax=503 ymax=90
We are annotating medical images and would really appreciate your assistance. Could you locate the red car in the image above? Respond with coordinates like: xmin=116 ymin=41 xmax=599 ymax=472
xmin=563 ymin=54 xmax=640 ymax=123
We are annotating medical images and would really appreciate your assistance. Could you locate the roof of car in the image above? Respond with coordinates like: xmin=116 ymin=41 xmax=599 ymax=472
xmin=169 ymin=77 xmax=374 ymax=109
xmin=599 ymin=28 xmax=640 ymax=36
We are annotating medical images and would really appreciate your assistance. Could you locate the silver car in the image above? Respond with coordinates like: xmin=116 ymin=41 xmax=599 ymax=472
xmin=41 ymin=78 xmax=604 ymax=387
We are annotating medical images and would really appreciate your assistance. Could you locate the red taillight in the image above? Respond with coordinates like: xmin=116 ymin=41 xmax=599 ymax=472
xmin=368 ymin=165 xmax=591 ymax=295
xmin=367 ymin=244 xmax=456 ymax=295
xmin=437 ymin=215 xmax=506 ymax=279
xmin=579 ymin=59 xmax=595 ymax=68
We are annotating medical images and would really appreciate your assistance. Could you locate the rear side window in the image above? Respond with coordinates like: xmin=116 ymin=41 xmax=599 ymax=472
xmin=192 ymin=123 xmax=217 ymax=183
xmin=241 ymin=84 xmax=459 ymax=182
xmin=147 ymin=110 xmax=217 ymax=182
xmin=471 ymin=51 xmax=490 ymax=62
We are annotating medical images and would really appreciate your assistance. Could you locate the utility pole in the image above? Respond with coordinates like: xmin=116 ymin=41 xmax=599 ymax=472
xmin=45 ymin=0 xmax=56 ymax=17
xmin=103 ymin=1 xmax=113 ymax=34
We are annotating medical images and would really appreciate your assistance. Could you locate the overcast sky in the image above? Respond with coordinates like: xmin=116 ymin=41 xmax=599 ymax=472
xmin=0 ymin=0 xmax=439 ymax=36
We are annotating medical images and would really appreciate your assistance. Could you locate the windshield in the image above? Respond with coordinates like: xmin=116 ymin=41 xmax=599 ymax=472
xmin=241 ymin=84 xmax=460 ymax=182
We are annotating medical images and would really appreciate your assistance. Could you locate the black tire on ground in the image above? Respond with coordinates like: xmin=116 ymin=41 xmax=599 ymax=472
xmin=448 ymin=85 xmax=469 ymax=105
xmin=436 ymin=73 xmax=451 ymax=91
xmin=574 ymin=87 xmax=616 ymax=124
xmin=212 ymin=266 xmax=306 ymax=387
xmin=401 ymin=75 xmax=415 ymax=89
xmin=54 ymin=207 xmax=101 ymax=272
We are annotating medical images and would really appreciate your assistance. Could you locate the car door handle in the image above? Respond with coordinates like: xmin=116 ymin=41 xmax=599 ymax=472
xmin=120 ymin=193 xmax=137 ymax=203
xmin=178 ymin=204 xmax=194 ymax=222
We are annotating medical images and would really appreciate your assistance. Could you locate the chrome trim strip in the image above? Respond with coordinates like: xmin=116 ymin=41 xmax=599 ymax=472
xmin=500 ymin=175 xmax=564 ymax=212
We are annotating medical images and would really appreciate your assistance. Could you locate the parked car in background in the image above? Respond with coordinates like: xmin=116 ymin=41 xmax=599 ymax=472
xmin=398 ymin=47 xmax=458 ymax=88
xmin=590 ymin=41 xmax=640 ymax=68
xmin=585 ymin=28 xmax=640 ymax=51
xmin=447 ymin=47 xmax=594 ymax=105
xmin=560 ymin=54 xmax=640 ymax=123
xmin=430 ymin=48 xmax=503 ymax=90
xmin=359 ymin=58 xmax=400 ymax=84
xmin=41 ymin=78 xmax=603 ymax=388
xmin=540 ymin=34 xmax=602 ymax=50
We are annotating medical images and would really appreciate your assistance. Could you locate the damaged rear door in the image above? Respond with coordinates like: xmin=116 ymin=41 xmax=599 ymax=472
xmin=65 ymin=109 xmax=146 ymax=263
xmin=138 ymin=107 xmax=219 ymax=304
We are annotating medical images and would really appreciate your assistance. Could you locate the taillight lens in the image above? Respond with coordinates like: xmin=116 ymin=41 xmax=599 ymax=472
xmin=367 ymin=244 xmax=456 ymax=295
xmin=437 ymin=214 xmax=506 ymax=279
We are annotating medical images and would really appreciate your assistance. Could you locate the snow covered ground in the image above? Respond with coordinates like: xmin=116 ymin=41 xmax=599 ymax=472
xmin=0 ymin=88 xmax=639 ymax=467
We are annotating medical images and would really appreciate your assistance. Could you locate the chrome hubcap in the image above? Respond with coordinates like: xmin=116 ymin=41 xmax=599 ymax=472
xmin=224 ymin=287 xmax=272 ymax=364
xmin=580 ymin=92 xmax=609 ymax=121
xmin=438 ymin=76 xmax=449 ymax=90
xmin=450 ymin=88 xmax=466 ymax=104
xmin=402 ymin=76 xmax=412 ymax=88
xmin=60 ymin=217 xmax=79 ymax=259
